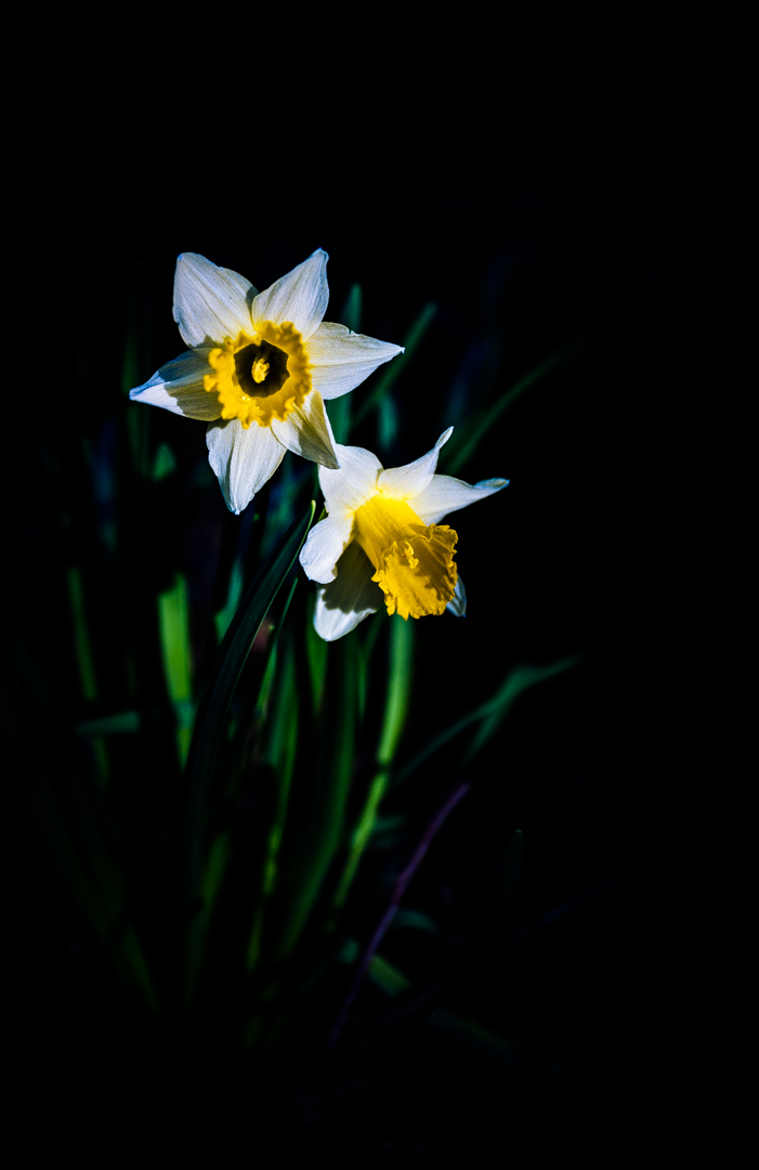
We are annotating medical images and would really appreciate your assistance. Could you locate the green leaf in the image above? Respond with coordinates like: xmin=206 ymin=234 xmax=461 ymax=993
xmin=393 ymin=656 xmax=580 ymax=784
xmin=158 ymin=572 xmax=193 ymax=766
xmin=368 ymin=954 xmax=412 ymax=997
xmin=151 ymin=442 xmax=176 ymax=481
xmin=332 ymin=616 xmax=414 ymax=910
xmin=186 ymin=830 xmax=230 ymax=1003
xmin=275 ymin=633 xmax=359 ymax=958
xmin=341 ymin=283 xmax=363 ymax=331
xmin=351 ymin=302 xmax=437 ymax=432
xmin=305 ymin=596 xmax=329 ymax=716
xmin=393 ymin=908 xmax=440 ymax=934
xmin=67 ymin=566 xmax=98 ymax=703
xmin=247 ymin=632 xmax=299 ymax=970
xmin=76 ymin=711 xmax=140 ymax=737
xmin=214 ymin=557 xmax=245 ymax=643
xmin=445 ymin=346 xmax=578 ymax=475
xmin=184 ymin=501 xmax=316 ymax=905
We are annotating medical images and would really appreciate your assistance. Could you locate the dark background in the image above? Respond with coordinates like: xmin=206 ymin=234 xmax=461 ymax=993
xmin=18 ymin=133 xmax=651 ymax=1144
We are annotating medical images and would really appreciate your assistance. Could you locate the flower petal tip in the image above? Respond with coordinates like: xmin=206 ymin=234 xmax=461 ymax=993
xmin=437 ymin=426 xmax=454 ymax=448
xmin=476 ymin=477 xmax=509 ymax=490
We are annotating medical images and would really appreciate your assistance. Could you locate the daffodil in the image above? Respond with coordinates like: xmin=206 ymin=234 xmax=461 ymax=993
xmin=129 ymin=250 xmax=403 ymax=513
xmin=300 ymin=428 xmax=508 ymax=640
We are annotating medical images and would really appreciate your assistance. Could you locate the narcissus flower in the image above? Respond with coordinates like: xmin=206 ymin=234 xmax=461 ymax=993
xmin=300 ymin=428 xmax=508 ymax=640
xmin=129 ymin=250 xmax=403 ymax=513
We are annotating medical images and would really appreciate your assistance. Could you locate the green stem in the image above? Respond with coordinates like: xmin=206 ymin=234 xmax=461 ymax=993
xmin=332 ymin=616 xmax=413 ymax=910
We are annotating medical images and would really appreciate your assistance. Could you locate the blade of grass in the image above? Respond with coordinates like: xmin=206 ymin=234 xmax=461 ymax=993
xmin=275 ymin=633 xmax=359 ymax=959
xmin=446 ymin=345 xmax=579 ymax=475
xmin=351 ymin=302 xmax=437 ymax=432
xmin=332 ymin=616 xmax=414 ymax=912
xmin=305 ymin=596 xmax=328 ymax=716
xmin=184 ymin=502 xmax=315 ymax=908
xmin=329 ymin=781 xmax=469 ymax=1046
xmin=158 ymin=572 xmax=193 ymax=767
xmin=392 ymin=656 xmax=580 ymax=785
xmin=186 ymin=830 xmax=230 ymax=1003
xmin=246 ymin=632 xmax=299 ymax=970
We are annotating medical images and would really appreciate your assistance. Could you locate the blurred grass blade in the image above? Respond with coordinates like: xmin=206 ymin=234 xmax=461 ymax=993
xmin=151 ymin=442 xmax=176 ymax=481
xmin=121 ymin=928 xmax=158 ymax=1011
xmin=369 ymin=954 xmax=412 ymax=997
xmin=276 ymin=634 xmax=359 ymax=958
xmin=158 ymin=572 xmax=193 ymax=767
xmin=464 ymin=659 xmax=580 ymax=760
xmin=247 ymin=633 xmax=299 ymax=969
xmin=215 ymin=556 xmax=245 ymax=642
xmin=332 ymin=616 xmax=414 ymax=911
xmin=76 ymin=711 xmax=140 ymax=737
xmin=330 ymin=781 xmax=468 ymax=1046
xmin=393 ymin=656 xmax=580 ymax=785
xmin=351 ymin=302 xmax=437 ymax=431
xmin=342 ymin=283 xmax=363 ymax=331
xmin=378 ymin=395 xmax=399 ymax=449
xmin=67 ymin=567 xmax=98 ymax=702
xmin=34 ymin=779 xmax=157 ymax=1009
xmin=187 ymin=830 xmax=230 ymax=1002
xmin=446 ymin=346 xmax=577 ymax=475
xmin=184 ymin=501 xmax=316 ymax=899
xmin=305 ymin=597 xmax=328 ymax=716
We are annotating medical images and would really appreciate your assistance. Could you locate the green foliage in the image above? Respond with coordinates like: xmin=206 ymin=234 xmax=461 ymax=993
xmin=40 ymin=269 xmax=582 ymax=1069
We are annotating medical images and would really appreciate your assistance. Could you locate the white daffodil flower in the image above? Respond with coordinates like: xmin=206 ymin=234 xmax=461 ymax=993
xmin=129 ymin=250 xmax=403 ymax=514
xmin=300 ymin=428 xmax=508 ymax=641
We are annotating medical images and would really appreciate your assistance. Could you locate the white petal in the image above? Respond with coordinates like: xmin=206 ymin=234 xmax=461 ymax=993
xmin=378 ymin=427 xmax=454 ymax=500
xmin=299 ymin=513 xmax=354 ymax=584
xmin=269 ymin=390 xmax=339 ymax=469
xmin=307 ymin=321 xmax=404 ymax=400
xmin=129 ymin=348 xmax=222 ymax=421
xmin=250 ymin=249 xmax=328 ymax=341
xmin=173 ymin=253 xmax=255 ymax=348
xmin=312 ymin=542 xmax=383 ymax=641
xmin=446 ymin=575 xmax=467 ymax=617
xmin=413 ymin=475 xmax=509 ymax=524
xmin=206 ymin=419 xmax=286 ymax=515
xmin=318 ymin=443 xmax=383 ymax=513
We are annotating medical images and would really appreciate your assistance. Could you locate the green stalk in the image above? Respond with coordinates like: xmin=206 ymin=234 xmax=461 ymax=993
xmin=246 ymin=634 xmax=298 ymax=970
xmin=157 ymin=572 xmax=193 ymax=767
xmin=275 ymin=635 xmax=359 ymax=958
xmin=332 ymin=616 xmax=413 ymax=910
xmin=446 ymin=345 xmax=578 ymax=475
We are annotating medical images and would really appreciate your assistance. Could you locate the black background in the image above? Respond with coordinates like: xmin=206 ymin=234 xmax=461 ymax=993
xmin=17 ymin=112 xmax=654 ymax=1147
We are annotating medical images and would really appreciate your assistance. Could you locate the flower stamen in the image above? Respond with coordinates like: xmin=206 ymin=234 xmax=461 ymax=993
xmin=203 ymin=321 xmax=311 ymax=428
xmin=353 ymin=495 xmax=458 ymax=620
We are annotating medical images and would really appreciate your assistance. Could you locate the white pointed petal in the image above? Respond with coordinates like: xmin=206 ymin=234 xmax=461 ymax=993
xmin=206 ymin=419 xmax=285 ymax=515
xmin=299 ymin=513 xmax=354 ymax=584
xmin=308 ymin=321 xmax=404 ymax=400
xmin=312 ymin=543 xmax=383 ymax=641
xmin=378 ymin=427 xmax=454 ymax=500
xmin=251 ymin=249 xmax=328 ymax=340
xmin=446 ymin=575 xmax=467 ymax=617
xmin=129 ymin=349 xmax=222 ymax=420
xmin=413 ymin=474 xmax=509 ymax=524
xmin=173 ymin=253 xmax=255 ymax=348
xmin=269 ymin=390 xmax=339 ymax=469
xmin=318 ymin=443 xmax=383 ymax=513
